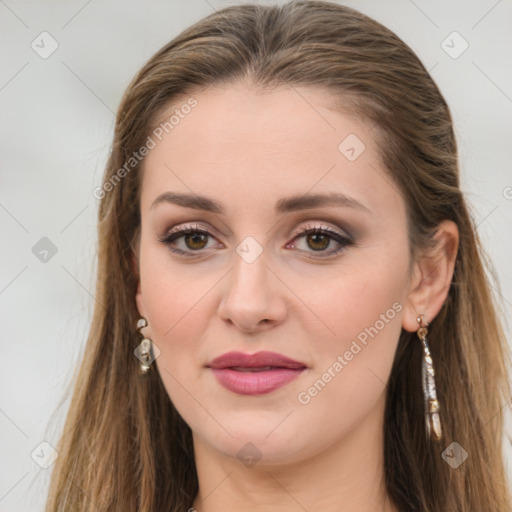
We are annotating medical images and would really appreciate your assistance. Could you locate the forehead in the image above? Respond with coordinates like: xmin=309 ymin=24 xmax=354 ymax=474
xmin=140 ymin=82 xmax=402 ymax=223
xmin=148 ymin=82 xmax=367 ymax=164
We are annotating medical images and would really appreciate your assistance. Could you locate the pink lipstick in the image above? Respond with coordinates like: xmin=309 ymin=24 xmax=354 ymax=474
xmin=207 ymin=351 xmax=307 ymax=395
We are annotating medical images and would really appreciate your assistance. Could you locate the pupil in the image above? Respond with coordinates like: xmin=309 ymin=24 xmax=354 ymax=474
xmin=308 ymin=233 xmax=329 ymax=251
xmin=186 ymin=233 xmax=207 ymax=250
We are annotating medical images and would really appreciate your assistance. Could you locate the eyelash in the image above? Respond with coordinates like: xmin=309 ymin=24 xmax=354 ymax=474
xmin=157 ymin=223 xmax=354 ymax=259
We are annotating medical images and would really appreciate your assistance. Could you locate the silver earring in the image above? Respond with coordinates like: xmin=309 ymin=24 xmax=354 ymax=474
xmin=136 ymin=317 xmax=153 ymax=375
xmin=417 ymin=314 xmax=442 ymax=441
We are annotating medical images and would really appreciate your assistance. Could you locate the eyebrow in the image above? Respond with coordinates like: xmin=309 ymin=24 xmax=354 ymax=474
xmin=150 ymin=191 xmax=371 ymax=215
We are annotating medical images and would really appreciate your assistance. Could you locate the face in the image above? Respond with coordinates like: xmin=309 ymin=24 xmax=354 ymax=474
xmin=135 ymin=81 xmax=414 ymax=466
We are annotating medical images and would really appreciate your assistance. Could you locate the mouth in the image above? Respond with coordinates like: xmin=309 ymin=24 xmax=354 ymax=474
xmin=207 ymin=350 xmax=307 ymax=370
xmin=207 ymin=351 xmax=307 ymax=395
xmin=229 ymin=366 xmax=281 ymax=372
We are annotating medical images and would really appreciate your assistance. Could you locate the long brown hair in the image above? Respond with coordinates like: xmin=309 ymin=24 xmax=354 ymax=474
xmin=43 ymin=1 xmax=512 ymax=510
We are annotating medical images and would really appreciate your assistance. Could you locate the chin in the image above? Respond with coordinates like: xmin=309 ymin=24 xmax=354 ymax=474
xmin=196 ymin=415 xmax=310 ymax=464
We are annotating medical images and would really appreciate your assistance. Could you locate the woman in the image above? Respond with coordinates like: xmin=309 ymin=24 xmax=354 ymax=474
xmin=44 ymin=1 xmax=512 ymax=511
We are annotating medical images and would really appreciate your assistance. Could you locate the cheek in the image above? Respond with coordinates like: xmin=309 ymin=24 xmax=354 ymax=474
xmin=139 ymin=259 xmax=213 ymax=411
xmin=333 ymin=272 xmax=403 ymax=348
xmin=301 ymin=251 xmax=405 ymax=345
xmin=139 ymin=241 xmax=218 ymax=340
xmin=292 ymin=268 xmax=404 ymax=444
xmin=300 ymin=257 xmax=406 ymax=391
xmin=138 ymin=243 xmax=228 ymax=406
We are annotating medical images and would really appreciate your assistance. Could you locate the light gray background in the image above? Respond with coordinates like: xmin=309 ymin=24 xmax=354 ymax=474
xmin=1 ymin=1 xmax=511 ymax=510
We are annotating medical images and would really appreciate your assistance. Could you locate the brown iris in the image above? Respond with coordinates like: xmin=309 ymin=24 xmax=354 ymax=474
xmin=306 ymin=233 xmax=330 ymax=251
xmin=184 ymin=232 xmax=209 ymax=250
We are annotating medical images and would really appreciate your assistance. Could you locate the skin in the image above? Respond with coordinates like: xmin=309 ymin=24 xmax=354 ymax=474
xmin=134 ymin=80 xmax=459 ymax=512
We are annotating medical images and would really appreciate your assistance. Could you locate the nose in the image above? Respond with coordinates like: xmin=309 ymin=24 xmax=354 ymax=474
xmin=217 ymin=249 xmax=287 ymax=333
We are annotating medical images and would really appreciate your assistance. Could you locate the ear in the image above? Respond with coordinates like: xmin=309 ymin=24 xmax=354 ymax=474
xmin=131 ymin=235 xmax=147 ymax=319
xmin=134 ymin=270 xmax=147 ymax=320
xmin=402 ymin=220 xmax=459 ymax=332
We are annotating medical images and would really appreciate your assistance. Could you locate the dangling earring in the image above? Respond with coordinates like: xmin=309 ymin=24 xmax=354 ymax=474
xmin=417 ymin=314 xmax=442 ymax=441
xmin=136 ymin=317 xmax=153 ymax=375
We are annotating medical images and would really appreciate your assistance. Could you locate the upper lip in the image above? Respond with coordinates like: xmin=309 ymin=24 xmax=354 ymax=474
xmin=207 ymin=351 xmax=307 ymax=370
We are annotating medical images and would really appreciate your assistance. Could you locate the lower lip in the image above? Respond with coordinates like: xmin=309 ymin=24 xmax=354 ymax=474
xmin=209 ymin=367 xmax=305 ymax=395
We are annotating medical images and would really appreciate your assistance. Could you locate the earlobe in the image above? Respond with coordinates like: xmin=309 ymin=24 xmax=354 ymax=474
xmin=402 ymin=263 xmax=427 ymax=332
xmin=402 ymin=220 xmax=459 ymax=333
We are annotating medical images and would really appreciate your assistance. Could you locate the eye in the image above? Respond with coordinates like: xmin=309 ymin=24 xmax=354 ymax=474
xmin=158 ymin=222 xmax=353 ymax=258
xmin=286 ymin=224 xmax=353 ymax=258
xmin=158 ymin=223 xmax=222 ymax=257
